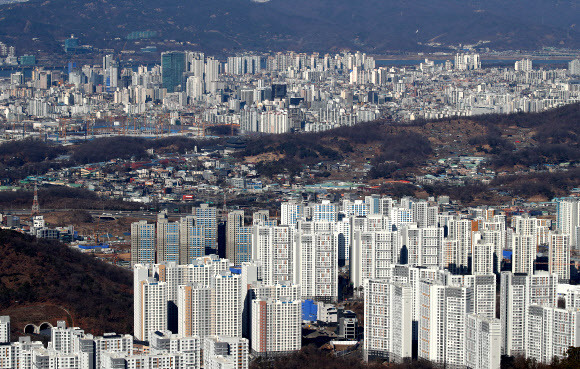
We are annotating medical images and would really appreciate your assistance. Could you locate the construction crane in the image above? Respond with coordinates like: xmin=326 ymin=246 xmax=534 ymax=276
xmin=59 ymin=118 xmax=70 ymax=142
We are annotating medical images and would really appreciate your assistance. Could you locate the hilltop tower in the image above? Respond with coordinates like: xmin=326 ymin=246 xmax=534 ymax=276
xmin=31 ymin=184 xmax=40 ymax=216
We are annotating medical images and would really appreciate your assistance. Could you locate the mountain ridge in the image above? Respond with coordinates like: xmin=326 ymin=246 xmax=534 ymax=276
xmin=0 ymin=230 xmax=133 ymax=336
xmin=0 ymin=0 xmax=578 ymax=54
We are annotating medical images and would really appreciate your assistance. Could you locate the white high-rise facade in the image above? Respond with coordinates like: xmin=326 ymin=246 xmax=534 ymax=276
xmin=419 ymin=281 xmax=472 ymax=367
xmin=549 ymin=231 xmax=570 ymax=283
xmin=500 ymin=272 xmax=558 ymax=356
xmin=526 ymin=305 xmax=580 ymax=364
xmin=203 ymin=336 xmax=249 ymax=369
xmin=0 ymin=316 xmax=9 ymax=344
xmin=210 ymin=272 xmax=241 ymax=337
xmin=134 ymin=276 xmax=168 ymax=342
xmin=557 ymin=198 xmax=580 ymax=248
xmin=465 ymin=314 xmax=501 ymax=369
xmin=251 ymin=298 xmax=301 ymax=356
xmin=351 ymin=230 xmax=399 ymax=289
xmin=177 ymin=284 xmax=211 ymax=337
xmin=296 ymin=223 xmax=338 ymax=302
xmin=363 ymin=279 xmax=412 ymax=363
xmin=512 ymin=234 xmax=536 ymax=275
xmin=252 ymin=226 xmax=295 ymax=286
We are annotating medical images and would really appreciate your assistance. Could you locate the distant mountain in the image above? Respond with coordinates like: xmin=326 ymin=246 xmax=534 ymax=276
xmin=0 ymin=230 xmax=132 ymax=336
xmin=0 ymin=0 xmax=578 ymax=54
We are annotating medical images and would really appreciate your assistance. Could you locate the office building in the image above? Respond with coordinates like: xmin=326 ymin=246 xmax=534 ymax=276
xmin=162 ymin=51 xmax=186 ymax=93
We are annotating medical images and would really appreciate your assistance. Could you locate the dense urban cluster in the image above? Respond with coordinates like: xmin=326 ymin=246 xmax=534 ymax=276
xmin=128 ymin=195 xmax=580 ymax=368
xmin=2 ymin=190 xmax=580 ymax=368
xmin=1 ymin=52 xmax=580 ymax=140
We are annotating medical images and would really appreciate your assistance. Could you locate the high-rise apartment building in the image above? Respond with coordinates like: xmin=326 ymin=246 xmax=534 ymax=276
xmin=526 ymin=305 xmax=580 ymax=364
xmin=251 ymin=298 xmax=301 ymax=356
xmin=210 ymin=272 xmax=241 ymax=337
xmin=131 ymin=221 xmax=156 ymax=266
xmin=512 ymin=234 xmax=536 ymax=275
xmin=252 ymin=226 xmax=295 ymax=285
xmin=134 ymin=268 xmax=168 ymax=342
xmin=179 ymin=215 xmax=205 ymax=264
xmin=280 ymin=202 xmax=303 ymax=226
xmin=157 ymin=211 xmax=180 ymax=263
xmin=500 ymin=271 xmax=557 ymax=356
xmin=549 ymin=231 xmax=570 ymax=283
xmin=363 ymin=280 xmax=412 ymax=363
xmin=0 ymin=316 xmax=9 ymax=344
xmin=419 ymin=281 xmax=472 ymax=367
xmin=351 ymin=230 xmax=399 ymax=289
xmin=557 ymin=198 xmax=580 ymax=248
xmin=177 ymin=284 xmax=211 ymax=338
xmin=193 ymin=204 xmax=217 ymax=251
xmin=465 ymin=314 xmax=501 ymax=369
xmin=226 ymin=210 xmax=246 ymax=264
xmin=203 ymin=336 xmax=249 ymax=369
xmin=296 ymin=223 xmax=338 ymax=302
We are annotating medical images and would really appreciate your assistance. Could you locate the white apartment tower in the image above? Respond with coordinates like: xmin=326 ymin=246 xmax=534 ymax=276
xmin=351 ymin=230 xmax=399 ymax=289
xmin=465 ymin=314 xmax=501 ymax=369
xmin=177 ymin=284 xmax=211 ymax=337
xmin=280 ymin=202 xmax=303 ymax=225
xmin=512 ymin=234 xmax=536 ymax=275
xmin=549 ymin=231 xmax=570 ymax=283
xmin=252 ymin=225 xmax=295 ymax=285
xmin=210 ymin=272 xmax=241 ymax=337
xmin=500 ymin=271 xmax=558 ymax=356
xmin=363 ymin=279 xmax=413 ymax=363
xmin=203 ymin=336 xmax=249 ymax=369
xmin=557 ymin=198 xmax=580 ymax=248
xmin=133 ymin=276 xmax=168 ymax=342
xmin=526 ymin=305 xmax=580 ymax=364
xmin=0 ymin=316 xmax=9 ymax=344
xmin=419 ymin=281 xmax=472 ymax=367
xmin=296 ymin=223 xmax=338 ymax=302
xmin=251 ymin=298 xmax=301 ymax=356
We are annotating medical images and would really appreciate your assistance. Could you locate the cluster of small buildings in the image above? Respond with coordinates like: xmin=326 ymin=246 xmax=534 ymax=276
xmin=0 ymin=318 xmax=248 ymax=369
